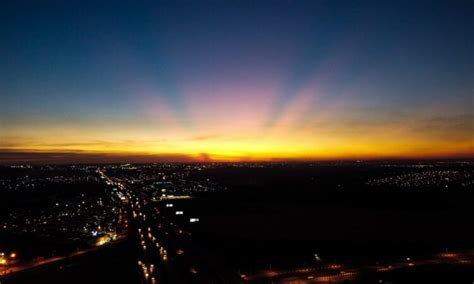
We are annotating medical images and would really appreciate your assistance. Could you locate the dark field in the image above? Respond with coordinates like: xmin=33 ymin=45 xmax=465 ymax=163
xmin=163 ymin=163 xmax=474 ymax=271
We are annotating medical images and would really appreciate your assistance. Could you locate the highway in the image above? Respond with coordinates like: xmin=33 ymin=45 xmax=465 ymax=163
xmin=0 ymin=236 xmax=130 ymax=276
xmin=100 ymin=169 xmax=242 ymax=284
xmin=242 ymin=250 xmax=474 ymax=283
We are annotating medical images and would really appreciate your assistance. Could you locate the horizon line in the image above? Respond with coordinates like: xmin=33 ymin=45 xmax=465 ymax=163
xmin=0 ymin=149 xmax=472 ymax=165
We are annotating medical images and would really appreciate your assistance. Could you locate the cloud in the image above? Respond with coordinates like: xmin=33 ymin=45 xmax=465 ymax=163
xmin=0 ymin=150 xmax=203 ymax=164
xmin=189 ymin=135 xmax=219 ymax=141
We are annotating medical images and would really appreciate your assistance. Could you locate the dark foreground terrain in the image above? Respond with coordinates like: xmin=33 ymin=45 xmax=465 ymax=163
xmin=1 ymin=161 xmax=473 ymax=283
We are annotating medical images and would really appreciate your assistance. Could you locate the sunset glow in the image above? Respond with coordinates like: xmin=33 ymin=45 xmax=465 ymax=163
xmin=1 ymin=1 xmax=472 ymax=163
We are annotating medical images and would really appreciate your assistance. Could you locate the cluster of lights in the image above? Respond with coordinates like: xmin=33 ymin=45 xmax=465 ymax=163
xmin=159 ymin=247 xmax=168 ymax=261
xmin=367 ymin=170 xmax=473 ymax=188
xmin=138 ymin=261 xmax=157 ymax=284
xmin=0 ymin=252 xmax=17 ymax=266
xmin=101 ymin=167 xmax=206 ymax=282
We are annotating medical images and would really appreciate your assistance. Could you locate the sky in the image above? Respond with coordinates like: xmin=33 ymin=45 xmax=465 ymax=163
xmin=1 ymin=0 xmax=473 ymax=163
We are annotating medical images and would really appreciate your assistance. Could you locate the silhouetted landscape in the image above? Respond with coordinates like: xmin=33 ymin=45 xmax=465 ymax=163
xmin=1 ymin=161 xmax=473 ymax=283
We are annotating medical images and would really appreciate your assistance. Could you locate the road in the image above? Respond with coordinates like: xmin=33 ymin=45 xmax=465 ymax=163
xmin=0 ymin=243 xmax=116 ymax=276
xmin=242 ymin=250 xmax=474 ymax=283
xmin=100 ymin=169 xmax=241 ymax=283
xmin=0 ymin=236 xmax=140 ymax=284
